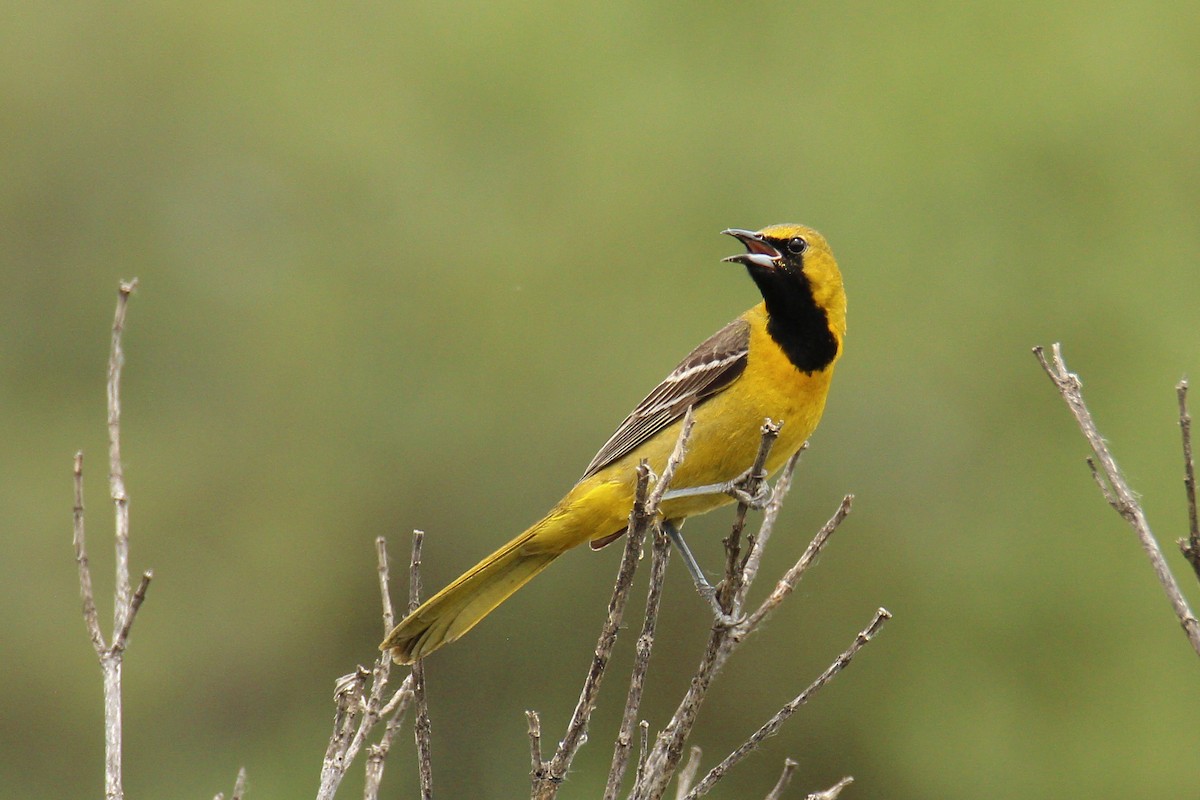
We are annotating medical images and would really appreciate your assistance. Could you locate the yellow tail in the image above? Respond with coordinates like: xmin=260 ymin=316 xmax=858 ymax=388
xmin=380 ymin=526 xmax=563 ymax=664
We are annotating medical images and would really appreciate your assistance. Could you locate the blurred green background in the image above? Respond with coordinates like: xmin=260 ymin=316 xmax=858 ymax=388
xmin=4 ymin=2 xmax=1199 ymax=798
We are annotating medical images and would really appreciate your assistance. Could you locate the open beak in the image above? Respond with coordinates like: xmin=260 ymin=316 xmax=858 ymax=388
xmin=721 ymin=228 xmax=781 ymax=269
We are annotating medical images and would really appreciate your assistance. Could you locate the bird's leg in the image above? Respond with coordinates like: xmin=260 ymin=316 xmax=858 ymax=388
xmin=661 ymin=519 xmax=742 ymax=627
xmin=660 ymin=465 xmax=772 ymax=509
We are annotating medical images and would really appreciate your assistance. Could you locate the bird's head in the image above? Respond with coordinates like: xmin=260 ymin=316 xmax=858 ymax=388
xmin=722 ymin=223 xmax=846 ymax=340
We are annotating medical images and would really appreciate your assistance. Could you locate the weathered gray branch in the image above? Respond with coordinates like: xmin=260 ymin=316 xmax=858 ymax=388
xmin=1034 ymin=343 xmax=1200 ymax=658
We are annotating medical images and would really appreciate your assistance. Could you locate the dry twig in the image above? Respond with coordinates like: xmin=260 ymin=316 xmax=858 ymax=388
xmin=1034 ymin=343 xmax=1200 ymax=658
xmin=527 ymin=410 xmax=698 ymax=799
xmin=633 ymin=479 xmax=856 ymax=800
xmin=683 ymin=609 xmax=891 ymax=798
xmin=213 ymin=767 xmax=248 ymax=800
xmin=317 ymin=536 xmax=416 ymax=799
xmin=73 ymin=280 xmax=156 ymax=800
xmin=603 ymin=524 xmax=673 ymax=800
xmin=408 ymin=531 xmax=434 ymax=800
xmin=762 ymin=759 xmax=798 ymax=800
xmin=803 ymin=775 xmax=854 ymax=800
xmin=1176 ymin=381 xmax=1200 ymax=581
xmin=673 ymin=748 xmax=703 ymax=800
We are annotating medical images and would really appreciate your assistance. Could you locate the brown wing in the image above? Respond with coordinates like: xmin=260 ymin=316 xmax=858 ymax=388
xmin=580 ymin=317 xmax=750 ymax=480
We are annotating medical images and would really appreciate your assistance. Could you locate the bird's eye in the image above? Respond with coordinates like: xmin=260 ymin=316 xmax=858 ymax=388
xmin=786 ymin=237 xmax=808 ymax=255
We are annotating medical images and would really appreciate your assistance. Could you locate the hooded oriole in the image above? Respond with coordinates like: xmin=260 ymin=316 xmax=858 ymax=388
xmin=382 ymin=224 xmax=846 ymax=663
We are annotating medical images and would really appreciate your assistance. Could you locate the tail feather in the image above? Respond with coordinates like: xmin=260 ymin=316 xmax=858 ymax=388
xmin=381 ymin=530 xmax=562 ymax=664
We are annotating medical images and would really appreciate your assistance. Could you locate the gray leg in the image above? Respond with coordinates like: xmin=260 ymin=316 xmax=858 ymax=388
xmin=661 ymin=519 xmax=741 ymax=626
xmin=660 ymin=467 xmax=772 ymax=509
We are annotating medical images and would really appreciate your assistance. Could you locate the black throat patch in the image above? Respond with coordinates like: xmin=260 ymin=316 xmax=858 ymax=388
xmin=749 ymin=266 xmax=839 ymax=374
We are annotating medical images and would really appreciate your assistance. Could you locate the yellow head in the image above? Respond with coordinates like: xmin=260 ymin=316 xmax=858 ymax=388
xmin=722 ymin=223 xmax=846 ymax=372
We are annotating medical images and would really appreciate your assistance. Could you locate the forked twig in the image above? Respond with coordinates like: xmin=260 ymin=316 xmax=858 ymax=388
xmin=531 ymin=410 xmax=697 ymax=799
xmin=633 ymin=484 xmax=856 ymax=800
xmin=1034 ymin=344 xmax=1200 ymax=658
xmin=683 ymin=609 xmax=891 ymax=798
xmin=74 ymin=280 xmax=154 ymax=800
xmin=603 ymin=524 xmax=673 ymax=800
xmin=317 ymin=535 xmax=416 ymax=799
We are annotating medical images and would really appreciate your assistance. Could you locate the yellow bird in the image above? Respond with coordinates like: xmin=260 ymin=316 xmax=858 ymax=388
xmin=382 ymin=224 xmax=846 ymax=663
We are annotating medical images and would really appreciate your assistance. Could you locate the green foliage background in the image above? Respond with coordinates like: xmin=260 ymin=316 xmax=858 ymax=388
xmin=3 ymin=2 xmax=1199 ymax=798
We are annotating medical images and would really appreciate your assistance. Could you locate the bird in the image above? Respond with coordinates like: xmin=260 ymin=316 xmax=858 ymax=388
xmin=381 ymin=224 xmax=846 ymax=664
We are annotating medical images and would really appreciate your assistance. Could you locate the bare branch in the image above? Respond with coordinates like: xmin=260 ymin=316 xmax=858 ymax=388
xmin=213 ymin=766 xmax=248 ymax=800
xmin=365 ymin=683 xmax=414 ymax=800
xmin=737 ymin=447 xmax=804 ymax=609
xmin=377 ymin=536 xmax=396 ymax=634
xmin=536 ymin=464 xmax=653 ymax=798
xmin=722 ymin=419 xmax=781 ymax=611
xmin=526 ymin=710 xmax=545 ymax=791
xmin=745 ymin=495 xmax=854 ymax=630
xmin=72 ymin=280 xmax=145 ymax=800
xmin=112 ymin=570 xmax=153 ymax=654
xmin=108 ymin=279 xmax=137 ymax=634
xmin=1034 ymin=343 xmax=1200 ymax=657
xmin=647 ymin=407 xmax=698 ymax=509
xmin=635 ymin=720 xmax=650 ymax=786
xmin=634 ymin=471 xmax=854 ymax=800
xmin=409 ymin=531 xmax=433 ymax=800
xmin=1085 ymin=457 xmax=1118 ymax=507
xmin=73 ymin=452 xmax=106 ymax=654
xmin=317 ymin=536 xmax=413 ymax=800
xmin=604 ymin=526 xmax=672 ymax=800
xmin=535 ymin=412 xmax=697 ymax=797
xmin=232 ymin=767 xmax=248 ymax=800
xmin=1177 ymin=380 xmax=1200 ymax=582
xmin=763 ymin=759 xmax=798 ymax=800
xmin=684 ymin=609 xmax=890 ymax=798
xmin=674 ymin=747 xmax=702 ymax=800
xmin=804 ymin=775 xmax=853 ymax=800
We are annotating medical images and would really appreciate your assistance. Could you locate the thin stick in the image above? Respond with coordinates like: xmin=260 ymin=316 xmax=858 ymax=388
xmin=736 ymin=447 xmax=804 ymax=610
xmin=674 ymin=747 xmax=702 ymax=800
xmin=108 ymin=280 xmax=137 ymax=634
xmin=536 ymin=465 xmax=653 ymax=798
xmin=603 ymin=525 xmax=673 ymax=800
xmin=72 ymin=280 xmax=149 ymax=800
xmin=365 ymin=685 xmax=414 ymax=800
xmin=1177 ymin=381 xmax=1200 ymax=581
xmin=634 ymin=482 xmax=853 ymax=800
xmin=112 ymin=571 xmax=153 ymax=653
xmin=409 ymin=531 xmax=433 ymax=800
xmin=537 ymin=411 xmax=697 ymax=797
xmin=526 ymin=710 xmax=545 ymax=791
xmin=214 ymin=767 xmax=249 ymax=800
xmin=684 ymin=610 xmax=890 ymax=799
xmin=763 ymin=759 xmax=798 ymax=800
xmin=317 ymin=536 xmax=411 ymax=800
xmin=1034 ymin=344 xmax=1200 ymax=658
xmin=634 ymin=720 xmax=650 ymax=789
xmin=231 ymin=768 xmax=248 ymax=800
xmin=378 ymin=536 xmax=397 ymax=634
xmin=804 ymin=776 xmax=853 ymax=800
xmin=362 ymin=538 xmax=412 ymax=800
xmin=721 ymin=420 xmax=781 ymax=610
xmin=74 ymin=452 xmax=105 ymax=653
xmin=745 ymin=495 xmax=854 ymax=630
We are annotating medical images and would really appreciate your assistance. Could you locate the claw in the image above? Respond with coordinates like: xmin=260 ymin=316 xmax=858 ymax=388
xmin=728 ymin=468 xmax=771 ymax=509
xmin=697 ymin=584 xmax=744 ymax=628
